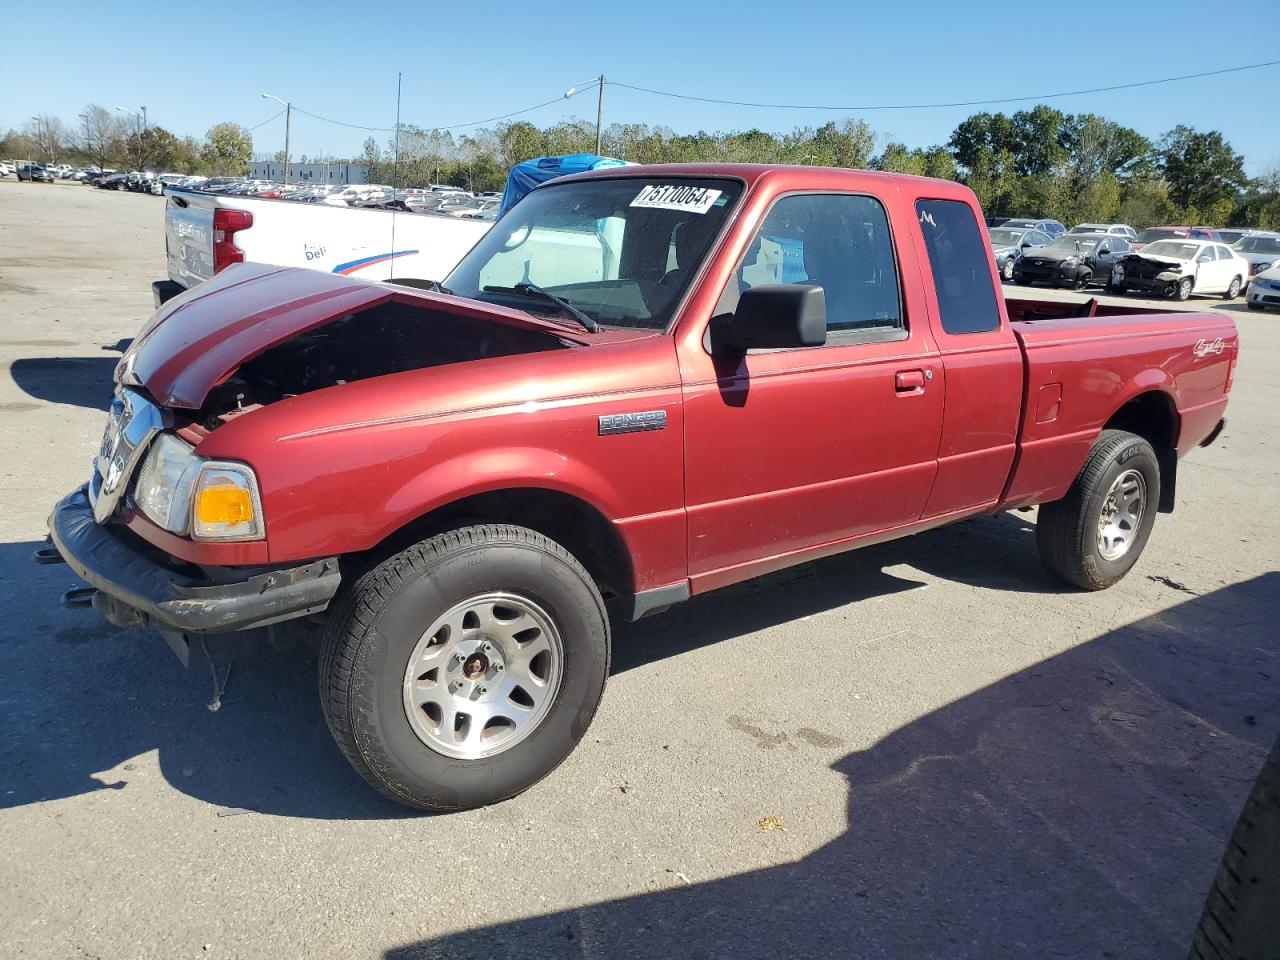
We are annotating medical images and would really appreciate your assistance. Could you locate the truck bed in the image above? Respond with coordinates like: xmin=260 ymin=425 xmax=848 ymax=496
xmin=164 ymin=188 xmax=491 ymax=290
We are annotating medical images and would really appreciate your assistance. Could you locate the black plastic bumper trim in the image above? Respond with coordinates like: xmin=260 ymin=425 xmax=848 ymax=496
xmin=48 ymin=487 xmax=341 ymax=633
xmin=152 ymin=279 xmax=185 ymax=309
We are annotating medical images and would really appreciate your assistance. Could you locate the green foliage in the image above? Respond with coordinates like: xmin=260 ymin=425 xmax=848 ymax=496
xmin=200 ymin=122 xmax=253 ymax=176
xmin=1158 ymin=125 xmax=1247 ymax=209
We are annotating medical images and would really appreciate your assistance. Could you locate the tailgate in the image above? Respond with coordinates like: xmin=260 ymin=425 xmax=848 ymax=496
xmin=164 ymin=189 xmax=217 ymax=288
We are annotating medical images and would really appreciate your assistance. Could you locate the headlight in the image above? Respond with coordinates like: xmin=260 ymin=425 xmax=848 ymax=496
xmin=192 ymin=462 xmax=264 ymax=541
xmin=1061 ymin=257 xmax=1076 ymax=265
xmin=132 ymin=436 xmax=264 ymax=541
xmin=133 ymin=434 xmax=199 ymax=534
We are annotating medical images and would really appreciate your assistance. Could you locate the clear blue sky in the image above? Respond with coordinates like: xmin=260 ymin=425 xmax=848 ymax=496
xmin=4 ymin=0 xmax=1276 ymax=175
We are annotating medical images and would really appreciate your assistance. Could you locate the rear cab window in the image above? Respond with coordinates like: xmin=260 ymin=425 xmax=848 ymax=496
xmin=915 ymin=199 xmax=1002 ymax=335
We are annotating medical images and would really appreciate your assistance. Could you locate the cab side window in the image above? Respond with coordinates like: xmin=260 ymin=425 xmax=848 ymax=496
xmin=915 ymin=198 xmax=1001 ymax=334
xmin=722 ymin=193 xmax=904 ymax=341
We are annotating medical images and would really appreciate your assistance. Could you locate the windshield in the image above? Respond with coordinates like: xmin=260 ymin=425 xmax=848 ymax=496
xmin=1067 ymin=225 xmax=1104 ymax=234
xmin=988 ymin=228 xmax=1025 ymax=246
xmin=1235 ymin=236 xmax=1280 ymax=254
xmin=1143 ymin=240 xmax=1199 ymax=260
xmin=446 ymin=177 xmax=743 ymax=331
xmin=1136 ymin=228 xmax=1185 ymax=244
xmin=1044 ymin=237 xmax=1100 ymax=255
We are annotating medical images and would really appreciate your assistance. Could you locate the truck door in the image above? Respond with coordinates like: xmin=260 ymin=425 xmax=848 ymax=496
xmin=680 ymin=190 xmax=944 ymax=586
xmin=912 ymin=197 xmax=1024 ymax=518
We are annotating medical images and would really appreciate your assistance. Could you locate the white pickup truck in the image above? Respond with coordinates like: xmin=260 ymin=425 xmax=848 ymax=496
xmin=154 ymin=188 xmax=492 ymax=306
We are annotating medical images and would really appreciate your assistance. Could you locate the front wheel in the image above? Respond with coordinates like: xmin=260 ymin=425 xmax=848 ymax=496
xmin=1036 ymin=430 xmax=1161 ymax=590
xmin=1002 ymin=258 xmax=1015 ymax=281
xmin=1175 ymin=277 xmax=1193 ymax=301
xmin=319 ymin=524 xmax=610 ymax=811
xmin=1072 ymin=271 xmax=1091 ymax=291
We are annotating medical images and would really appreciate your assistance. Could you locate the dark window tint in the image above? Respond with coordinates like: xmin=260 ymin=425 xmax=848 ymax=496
xmin=916 ymin=199 xmax=1001 ymax=334
xmin=732 ymin=193 xmax=903 ymax=337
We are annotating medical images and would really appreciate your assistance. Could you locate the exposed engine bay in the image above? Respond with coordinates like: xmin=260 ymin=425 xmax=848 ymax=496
xmin=200 ymin=301 xmax=565 ymax=420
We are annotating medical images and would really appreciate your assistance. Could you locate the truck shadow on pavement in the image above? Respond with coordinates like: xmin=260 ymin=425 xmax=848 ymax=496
xmin=0 ymin=515 xmax=1247 ymax=828
xmin=8 ymin=356 xmax=119 ymax=411
xmin=390 ymin=572 xmax=1280 ymax=960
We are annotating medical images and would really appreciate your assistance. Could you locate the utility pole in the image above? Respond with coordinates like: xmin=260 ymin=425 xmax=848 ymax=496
xmin=595 ymin=74 xmax=605 ymax=155
xmin=564 ymin=76 xmax=606 ymax=155
xmin=261 ymin=93 xmax=292 ymax=186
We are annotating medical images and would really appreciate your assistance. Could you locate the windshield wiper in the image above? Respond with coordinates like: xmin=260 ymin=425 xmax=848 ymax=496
xmin=482 ymin=283 xmax=600 ymax=334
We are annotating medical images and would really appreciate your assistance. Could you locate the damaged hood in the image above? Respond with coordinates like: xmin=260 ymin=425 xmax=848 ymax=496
xmin=121 ymin=264 xmax=583 ymax=409
xmin=1120 ymin=253 xmax=1188 ymax=270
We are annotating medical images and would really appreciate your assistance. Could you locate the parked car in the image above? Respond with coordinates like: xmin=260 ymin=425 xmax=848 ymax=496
xmin=1067 ymin=223 xmax=1136 ymax=239
xmin=1245 ymin=262 xmax=1280 ymax=311
xmin=0 ymin=161 xmax=11 ymax=177
xmin=461 ymin=198 xmax=501 ymax=221
xmin=1217 ymin=228 xmax=1260 ymax=245
xmin=988 ymin=225 xmax=1052 ymax=280
xmin=48 ymin=163 xmax=74 ymax=179
xmin=54 ymin=165 xmax=1237 ymax=812
xmin=16 ymin=161 xmax=54 ymax=182
xmin=1230 ymin=233 xmax=1280 ymax=278
xmin=1013 ymin=233 xmax=1130 ymax=289
xmin=1111 ymin=239 xmax=1249 ymax=300
xmin=1001 ymin=217 xmax=1067 ymax=237
xmin=95 ymin=173 xmax=129 ymax=190
xmin=1132 ymin=226 xmax=1218 ymax=250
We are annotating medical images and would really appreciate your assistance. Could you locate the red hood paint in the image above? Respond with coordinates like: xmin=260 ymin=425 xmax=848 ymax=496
xmin=125 ymin=263 xmax=595 ymax=409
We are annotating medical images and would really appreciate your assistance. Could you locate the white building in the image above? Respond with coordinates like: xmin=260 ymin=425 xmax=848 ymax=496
xmin=249 ymin=161 xmax=368 ymax=185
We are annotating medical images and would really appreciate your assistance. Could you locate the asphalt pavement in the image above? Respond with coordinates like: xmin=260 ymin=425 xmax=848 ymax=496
xmin=1 ymin=178 xmax=1276 ymax=959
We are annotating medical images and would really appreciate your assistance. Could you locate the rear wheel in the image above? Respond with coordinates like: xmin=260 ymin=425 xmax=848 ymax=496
xmin=1225 ymin=276 xmax=1242 ymax=300
xmin=319 ymin=524 xmax=610 ymax=811
xmin=1036 ymin=430 xmax=1160 ymax=590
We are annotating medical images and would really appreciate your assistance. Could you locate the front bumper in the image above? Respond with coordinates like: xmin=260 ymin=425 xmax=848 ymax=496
xmin=1015 ymin=260 xmax=1080 ymax=285
xmin=49 ymin=486 xmax=340 ymax=634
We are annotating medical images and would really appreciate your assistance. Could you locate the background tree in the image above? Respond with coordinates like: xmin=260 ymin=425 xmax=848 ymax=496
xmin=496 ymin=121 xmax=547 ymax=170
xmin=26 ymin=115 xmax=65 ymax=163
xmin=1061 ymin=114 xmax=1151 ymax=189
xmin=0 ymin=128 xmax=40 ymax=162
xmin=77 ymin=104 xmax=126 ymax=170
xmin=200 ymin=122 xmax=252 ymax=176
xmin=126 ymin=126 xmax=180 ymax=171
xmin=1158 ymin=125 xmax=1247 ymax=210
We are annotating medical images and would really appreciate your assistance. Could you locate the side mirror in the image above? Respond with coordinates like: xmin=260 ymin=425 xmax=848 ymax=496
xmin=1021 ymin=242 xmax=1033 ymax=249
xmin=711 ymin=284 xmax=827 ymax=355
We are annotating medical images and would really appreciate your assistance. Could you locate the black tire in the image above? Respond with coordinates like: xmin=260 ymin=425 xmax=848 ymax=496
xmin=1176 ymin=277 xmax=1194 ymax=301
xmin=1002 ymin=259 xmax=1015 ymax=281
xmin=1073 ymin=270 xmax=1091 ymax=291
xmin=1036 ymin=429 xmax=1161 ymax=590
xmin=1225 ymin=276 xmax=1242 ymax=300
xmin=319 ymin=524 xmax=610 ymax=811
xmin=1187 ymin=735 xmax=1280 ymax=960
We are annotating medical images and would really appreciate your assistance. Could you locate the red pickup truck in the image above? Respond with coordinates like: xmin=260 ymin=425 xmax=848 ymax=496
xmin=48 ymin=164 xmax=1236 ymax=811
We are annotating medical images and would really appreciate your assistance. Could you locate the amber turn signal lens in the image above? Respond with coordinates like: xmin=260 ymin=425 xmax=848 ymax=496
xmin=196 ymin=484 xmax=254 ymax=524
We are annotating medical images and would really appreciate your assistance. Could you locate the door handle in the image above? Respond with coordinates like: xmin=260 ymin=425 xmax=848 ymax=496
xmin=895 ymin=369 xmax=926 ymax=394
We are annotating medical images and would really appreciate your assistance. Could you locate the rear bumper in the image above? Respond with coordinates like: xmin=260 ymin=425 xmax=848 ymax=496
xmin=48 ymin=486 xmax=340 ymax=634
xmin=152 ymin=279 xmax=185 ymax=308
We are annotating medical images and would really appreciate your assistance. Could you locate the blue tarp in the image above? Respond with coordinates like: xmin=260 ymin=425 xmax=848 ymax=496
xmin=499 ymin=153 xmax=628 ymax=215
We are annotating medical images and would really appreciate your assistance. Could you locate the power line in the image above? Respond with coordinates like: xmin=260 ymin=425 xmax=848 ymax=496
xmin=289 ymin=94 xmax=567 ymax=136
xmin=246 ymin=109 xmax=286 ymax=131
xmin=607 ymin=58 xmax=1280 ymax=112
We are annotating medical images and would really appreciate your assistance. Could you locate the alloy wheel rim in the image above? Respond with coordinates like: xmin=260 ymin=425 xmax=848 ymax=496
xmin=1096 ymin=469 xmax=1146 ymax=561
xmin=402 ymin=592 xmax=565 ymax=760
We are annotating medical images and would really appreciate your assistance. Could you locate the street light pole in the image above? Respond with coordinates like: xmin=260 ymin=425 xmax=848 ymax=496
xmin=261 ymin=93 xmax=291 ymax=187
xmin=564 ymin=76 xmax=606 ymax=155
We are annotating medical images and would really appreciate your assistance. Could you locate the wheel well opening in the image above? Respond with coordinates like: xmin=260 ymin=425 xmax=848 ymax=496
xmin=1106 ymin=391 xmax=1179 ymax=511
xmin=372 ymin=489 xmax=635 ymax=600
